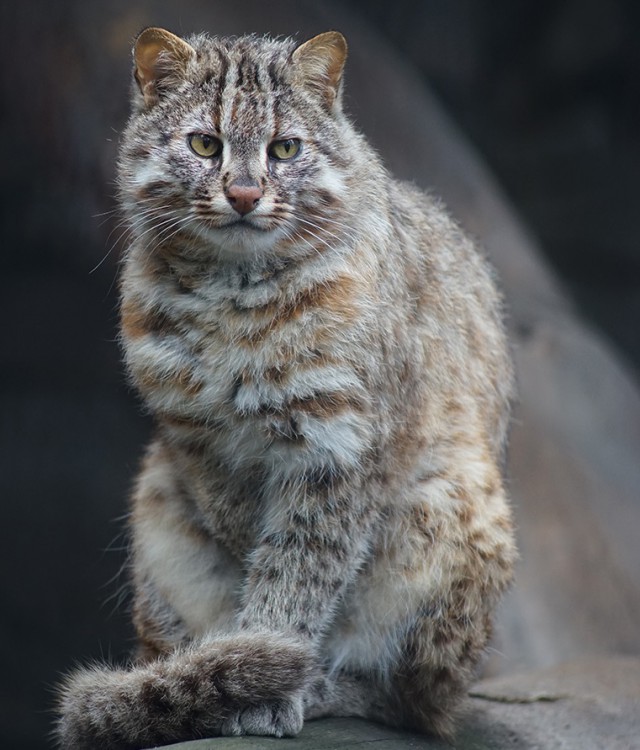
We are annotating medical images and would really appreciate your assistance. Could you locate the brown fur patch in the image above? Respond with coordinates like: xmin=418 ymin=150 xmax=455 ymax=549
xmin=263 ymin=365 xmax=287 ymax=385
xmin=121 ymin=299 xmax=173 ymax=338
xmin=289 ymin=390 xmax=364 ymax=419
xmin=136 ymin=180 xmax=173 ymax=201
xmin=160 ymin=413 xmax=212 ymax=430
xmin=179 ymin=517 xmax=211 ymax=545
xmin=173 ymin=367 xmax=205 ymax=396
xmin=136 ymin=488 xmax=167 ymax=511
xmin=455 ymin=503 xmax=475 ymax=526
xmin=241 ymin=275 xmax=359 ymax=343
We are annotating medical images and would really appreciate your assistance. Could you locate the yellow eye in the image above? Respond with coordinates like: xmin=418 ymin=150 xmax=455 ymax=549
xmin=188 ymin=134 xmax=222 ymax=158
xmin=268 ymin=138 xmax=301 ymax=161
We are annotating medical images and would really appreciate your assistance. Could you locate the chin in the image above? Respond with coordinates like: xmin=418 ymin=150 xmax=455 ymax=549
xmin=199 ymin=220 xmax=286 ymax=261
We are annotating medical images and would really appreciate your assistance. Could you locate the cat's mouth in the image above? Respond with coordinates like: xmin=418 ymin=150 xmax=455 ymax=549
xmin=225 ymin=218 xmax=267 ymax=231
xmin=194 ymin=213 xmax=286 ymax=253
xmin=210 ymin=215 xmax=274 ymax=234
xmin=193 ymin=213 xmax=287 ymax=255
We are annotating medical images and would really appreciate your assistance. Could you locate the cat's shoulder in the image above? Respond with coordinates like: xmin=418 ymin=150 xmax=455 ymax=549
xmin=383 ymin=178 xmax=481 ymax=265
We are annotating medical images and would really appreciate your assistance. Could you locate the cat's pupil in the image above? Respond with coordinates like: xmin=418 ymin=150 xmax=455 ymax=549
xmin=269 ymin=138 xmax=301 ymax=160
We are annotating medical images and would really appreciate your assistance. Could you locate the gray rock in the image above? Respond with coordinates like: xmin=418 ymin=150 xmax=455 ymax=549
xmin=464 ymin=656 xmax=640 ymax=750
xmin=154 ymin=657 xmax=640 ymax=750
xmin=158 ymin=718 xmax=448 ymax=750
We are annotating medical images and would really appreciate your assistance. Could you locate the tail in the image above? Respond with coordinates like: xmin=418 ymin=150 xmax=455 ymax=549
xmin=56 ymin=633 xmax=314 ymax=750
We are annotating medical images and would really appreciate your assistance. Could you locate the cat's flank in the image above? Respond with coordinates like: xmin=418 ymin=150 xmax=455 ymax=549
xmin=57 ymin=27 xmax=516 ymax=749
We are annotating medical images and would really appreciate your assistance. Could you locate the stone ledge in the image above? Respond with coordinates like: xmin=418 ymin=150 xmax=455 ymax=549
xmin=159 ymin=718 xmax=446 ymax=749
xmin=152 ymin=657 xmax=640 ymax=750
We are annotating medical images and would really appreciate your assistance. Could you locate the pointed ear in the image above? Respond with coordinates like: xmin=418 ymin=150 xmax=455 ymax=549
xmin=133 ymin=27 xmax=196 ymax=107
xmin=292 ymin=31 xmax=347 ymax=109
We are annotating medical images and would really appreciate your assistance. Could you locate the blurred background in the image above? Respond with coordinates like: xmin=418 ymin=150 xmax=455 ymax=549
xmin=1 ymin=1 xmax=638 ymax=748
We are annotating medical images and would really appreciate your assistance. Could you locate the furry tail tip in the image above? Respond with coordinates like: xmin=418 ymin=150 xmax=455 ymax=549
xmin=55 ymin=632 xmax=315 ymax=749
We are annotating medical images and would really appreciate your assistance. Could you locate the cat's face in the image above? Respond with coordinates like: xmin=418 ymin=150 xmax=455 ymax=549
xmin=119 ymin=30 xmax=353 ymax=261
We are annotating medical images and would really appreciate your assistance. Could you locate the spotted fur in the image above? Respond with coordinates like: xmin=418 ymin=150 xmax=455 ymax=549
xmin=56 ymin=27 xmax=516 ymax=749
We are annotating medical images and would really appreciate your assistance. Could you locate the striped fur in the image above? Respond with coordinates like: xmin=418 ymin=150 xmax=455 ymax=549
xmin=57 ymin=28 xmax=517 ymax=748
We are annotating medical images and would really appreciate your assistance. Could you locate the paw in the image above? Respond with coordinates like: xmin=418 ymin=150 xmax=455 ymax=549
xmin=221 ymin=694 xmax=304 ymax=737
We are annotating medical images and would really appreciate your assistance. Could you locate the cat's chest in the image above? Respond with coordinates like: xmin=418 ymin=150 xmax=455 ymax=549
xmin=183 ymin=267 xmax=325 ymax=385
xmin=122 ymin=254 xmax=375 ymax=484
xmin=122 ymin=260 xmax=355 ymax=432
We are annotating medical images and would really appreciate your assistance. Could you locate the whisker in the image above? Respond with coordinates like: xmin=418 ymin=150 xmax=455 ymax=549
xmin=143 ymin=214 xmax=196 ymax=256
xmin=135 ymin=211 xmax=187 ymax=247
xmin=294 ymin=212 xmax=351 ymax=238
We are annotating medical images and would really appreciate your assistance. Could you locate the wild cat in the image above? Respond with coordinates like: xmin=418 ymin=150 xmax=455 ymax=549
xmin=56 ymin=27 xmax=516 ymax=749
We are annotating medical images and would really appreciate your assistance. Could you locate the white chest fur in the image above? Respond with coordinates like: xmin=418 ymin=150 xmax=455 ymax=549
xmin=122 ymin=249 xmax=376 ymax=481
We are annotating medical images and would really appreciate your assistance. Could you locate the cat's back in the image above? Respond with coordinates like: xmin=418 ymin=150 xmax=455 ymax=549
xmin=375 ymin=178 xmax=514 ymax=452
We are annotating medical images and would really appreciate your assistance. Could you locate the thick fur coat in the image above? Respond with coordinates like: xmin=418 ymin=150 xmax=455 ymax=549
xmin=57 ymin=28 xmax=516 ymax=749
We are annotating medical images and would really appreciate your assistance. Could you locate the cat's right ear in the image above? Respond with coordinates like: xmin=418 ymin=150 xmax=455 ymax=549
xmin=292 ymin=31 xmax=348 ymax=110
xmin=133 ymin=27 xmax=196 ymax=108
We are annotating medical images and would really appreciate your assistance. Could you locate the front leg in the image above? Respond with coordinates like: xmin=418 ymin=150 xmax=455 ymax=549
xmin=220 ymin=468 xmax=378 ymax=737
xmin=239 ymin=472 xmax=377 ymax=637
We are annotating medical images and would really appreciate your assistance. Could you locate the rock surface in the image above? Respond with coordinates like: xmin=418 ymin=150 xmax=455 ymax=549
xmin=153 ymin=658 xmax=640 ymax=750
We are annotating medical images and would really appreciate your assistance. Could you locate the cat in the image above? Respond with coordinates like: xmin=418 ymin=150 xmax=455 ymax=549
xmin=56 ymin=26 xmax=517 ymax=749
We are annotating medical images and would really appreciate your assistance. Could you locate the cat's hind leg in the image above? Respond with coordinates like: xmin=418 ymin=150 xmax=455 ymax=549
xmin=129 ymin=438 xmax=242 ymax=653
xmin=380 ymin=444 xmax=516 ymax=737
xmin=310 ymin=464 xmax=515 ymax=738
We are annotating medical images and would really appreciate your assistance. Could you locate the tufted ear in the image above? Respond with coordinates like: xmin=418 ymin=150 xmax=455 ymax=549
xmin=133 ymin=27 xmax=196 ymax=108
xmin=292 ymin=31 xmax=347 ymax=109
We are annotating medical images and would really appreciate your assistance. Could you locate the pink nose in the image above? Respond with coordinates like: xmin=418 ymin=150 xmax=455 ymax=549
xmin=226 ymin=183 xmax=263 ymax=216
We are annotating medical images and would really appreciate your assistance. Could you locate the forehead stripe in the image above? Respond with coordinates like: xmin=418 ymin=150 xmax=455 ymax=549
xmin=267 ymin=59 xmax=281 ymax=91
xmin=235 ymin=53 xmax=247 ymax=87
xmin=252 ymin=63 xmax=263 ymax=91
xmin=212 ymin=47 xmax=230 ymax=132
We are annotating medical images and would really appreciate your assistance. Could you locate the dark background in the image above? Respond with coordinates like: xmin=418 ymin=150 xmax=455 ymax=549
xmin=375 ymin=0 xmax=640 ymax=373
xmin=1 ymin=1 xmax=638 ymax=748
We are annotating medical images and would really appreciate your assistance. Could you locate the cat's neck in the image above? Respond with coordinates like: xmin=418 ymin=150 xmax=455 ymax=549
xmin=123 ymin=225 xmax=368 ymax=316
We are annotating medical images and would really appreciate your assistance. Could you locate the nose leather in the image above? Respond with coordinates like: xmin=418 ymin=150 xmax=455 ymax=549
xmin=226 ymin=183 xmax=263 ymax=216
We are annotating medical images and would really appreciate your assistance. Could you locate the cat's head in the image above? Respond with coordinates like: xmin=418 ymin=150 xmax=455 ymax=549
xmin=119 ymin=28 xmax=359 ymax=261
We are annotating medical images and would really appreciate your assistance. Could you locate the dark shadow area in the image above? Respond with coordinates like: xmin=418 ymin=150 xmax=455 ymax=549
xmin=344 ymin=0 xmax=640 ymax=373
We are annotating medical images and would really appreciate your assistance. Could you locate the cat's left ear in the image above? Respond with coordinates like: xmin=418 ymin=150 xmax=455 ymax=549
xmin=292 ymin=31 xmax=347 ymax=109
xmin=133 ymin=27 xmax=196 ymax=108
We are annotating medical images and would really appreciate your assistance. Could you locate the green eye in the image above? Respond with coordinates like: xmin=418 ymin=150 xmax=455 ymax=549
xmin=268 ymin=138 xmax=301 ymax=161
xmin=188 ymin=133 xmax=222 ymax=158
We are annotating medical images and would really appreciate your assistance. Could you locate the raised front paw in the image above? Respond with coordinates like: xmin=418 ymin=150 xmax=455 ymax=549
xmin=221 ymin=694 xmax=304 ymax=737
